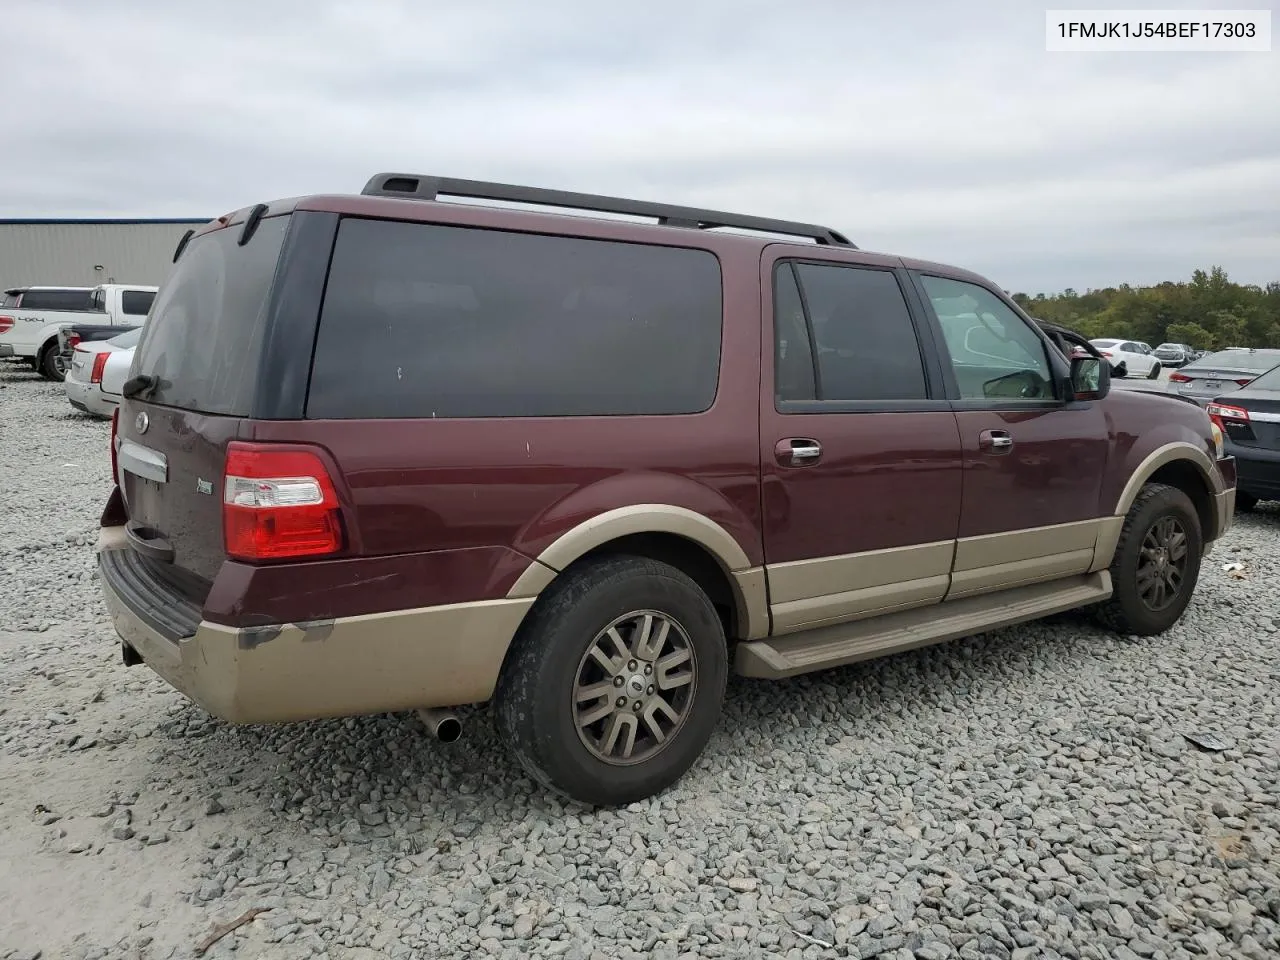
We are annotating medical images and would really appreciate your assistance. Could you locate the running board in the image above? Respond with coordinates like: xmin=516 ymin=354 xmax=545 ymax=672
xmin=735 ymin=572 xmax=1112 ymax=679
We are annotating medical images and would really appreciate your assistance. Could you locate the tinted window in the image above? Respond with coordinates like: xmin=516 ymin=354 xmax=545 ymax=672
xmin=921 ymin=275 xmax=1055 ymax=401
xmin=107 ymin=327 xmax=143 ymax=349
xmin=121 ymin=290 xmax=156 ymax=316
xmin=0 ymin=291 xmax=18 ymax=308
xmin=132 ymin=215 xmax=288 ymax=415
xmin=21 ymin=288 xmax=94 ymax=311
xmin=773 ymin=265 xmax=815 ymax=402
xmin=781 ymin=263 xmax=927 ymax=402
xmin=307 ymin=219 xmax=723 ymax=419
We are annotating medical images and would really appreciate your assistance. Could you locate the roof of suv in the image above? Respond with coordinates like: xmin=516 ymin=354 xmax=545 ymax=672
xmin=197 ymin=172 xmax=1005 ymax=290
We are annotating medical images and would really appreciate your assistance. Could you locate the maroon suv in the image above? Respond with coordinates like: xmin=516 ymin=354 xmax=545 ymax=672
xmin=99 ymin=173 xmax=1236 ymax=806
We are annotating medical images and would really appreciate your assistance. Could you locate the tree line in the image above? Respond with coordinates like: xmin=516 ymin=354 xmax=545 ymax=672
xmin=1010 ymin=267 xmax=1280 ymax=351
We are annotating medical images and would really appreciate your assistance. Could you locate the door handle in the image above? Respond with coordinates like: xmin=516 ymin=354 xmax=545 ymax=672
xmin=980 ymin=429 xmax=1014 ymax=453
xmin=775 ymin=438 xmax=822 ymax=467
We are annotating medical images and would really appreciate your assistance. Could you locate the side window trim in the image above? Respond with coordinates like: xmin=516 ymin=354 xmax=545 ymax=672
xmin=770 ymin=257 xmax=947 ymax=411
xmin=907 ymin=270 xmax=1069 ymax=404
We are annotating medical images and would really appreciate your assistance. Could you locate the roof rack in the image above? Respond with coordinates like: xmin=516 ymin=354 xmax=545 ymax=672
xmin=360 ymin=172 xmax=855 ymax=247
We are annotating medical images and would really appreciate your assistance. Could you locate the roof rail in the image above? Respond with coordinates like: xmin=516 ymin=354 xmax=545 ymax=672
xmin=360 ymin=172 xmax=855 ymax=247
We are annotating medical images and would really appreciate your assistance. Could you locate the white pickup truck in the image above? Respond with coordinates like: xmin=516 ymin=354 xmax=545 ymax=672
xmin=0 ymin=283 xmax=157 ymax=380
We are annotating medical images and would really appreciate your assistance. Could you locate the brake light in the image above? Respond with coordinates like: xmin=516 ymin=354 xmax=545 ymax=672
xmin=1206 ymin=402 xmax=1250 ymax=427
xmin=90 ymin=352 xmax=110 ymax=384
xmin=68 ymin=334 xmax=81 ymax=351
xmin=0 ymin=316 xmax=13 ymax=334
xmin=1169 ymin=372 xmax=1191 ymax=383
xmin=110 ymin=408 xmax=119 ymax=482
xmin=1233 ymin=377 xmax=1254 ymax=387
xmin=222 ymin=443 xmax=344 ymax=561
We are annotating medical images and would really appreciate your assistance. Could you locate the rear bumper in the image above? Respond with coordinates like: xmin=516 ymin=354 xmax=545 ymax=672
xmin=1233 ymin=447 xmax=1280 ymax=498
xmin=64 ymin=377 xmax=117 ymax=418
xmin=97 ymin=527 xmax=534 ymax=724
xmin=0 ymin=343 xmax=13 ymax=358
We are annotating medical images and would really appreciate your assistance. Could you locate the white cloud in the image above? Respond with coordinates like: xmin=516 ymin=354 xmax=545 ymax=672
xmin=3 ymin=0 xmax=1277 ymax=291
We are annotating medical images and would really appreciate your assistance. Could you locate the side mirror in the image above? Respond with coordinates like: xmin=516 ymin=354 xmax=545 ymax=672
xmin=1070 ymin=356 xmax=1110 ymax=401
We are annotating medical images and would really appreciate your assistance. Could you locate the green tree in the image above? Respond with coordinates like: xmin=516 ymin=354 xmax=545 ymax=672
xmin=1164 ymin=322 xmax=1215 ymax=350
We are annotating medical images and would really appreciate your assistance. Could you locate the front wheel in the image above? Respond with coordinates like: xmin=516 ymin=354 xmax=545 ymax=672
xmin=1095 ymin=482 xmax=1202 ymax=636
xmin=1147 ymin=361 xmax=1162 ymax=380
xmin=494 ymin=555 xmax=728 ymax=807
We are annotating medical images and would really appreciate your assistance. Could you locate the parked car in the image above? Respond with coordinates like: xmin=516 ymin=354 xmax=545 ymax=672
xmin=1207 ymin=360 xmax=1280 ymax=511
xmin=64 ymin=327 xmax=140 ymax=418
xmin=1154 ymin=343 xmax=1195 ymax=368
xmin=58 ymin=285 xmax=156 ymax=358
xmin=0 ymin=282 xmax=157 ymax=380
xmin=98 ymin=173 xmax=1237 ymax=806
xmin=1089 ymin=339 xmax=1162 ymax=379
xmin=1167 ymin=348 xmax=1280 ymax=406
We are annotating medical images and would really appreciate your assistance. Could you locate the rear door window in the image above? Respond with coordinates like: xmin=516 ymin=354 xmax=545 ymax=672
xmin=21 ymin=288 xmax=94 ymax=310
xmin=131 ymin=215 xmax=289 ymax=415
xmin=121 ymin=289 xmax=156 ymax=316
xmin=306 ymin=218 xmax=723 ymax=419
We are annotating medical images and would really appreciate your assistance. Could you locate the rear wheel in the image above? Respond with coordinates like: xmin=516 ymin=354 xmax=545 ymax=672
xmin=38 ymin=342 xmax=67 ymax=382
xmin=1095 ymin=482 xmax=1202 ymax=636
xmin=494 ymin=555 xmax=727 ymax=806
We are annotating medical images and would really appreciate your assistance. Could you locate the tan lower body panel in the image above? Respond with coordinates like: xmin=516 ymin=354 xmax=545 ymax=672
xmin=101 ymin=571 xmax=533 ymax=724
xmin=736 ymin=571 xmax=1112 ymax=679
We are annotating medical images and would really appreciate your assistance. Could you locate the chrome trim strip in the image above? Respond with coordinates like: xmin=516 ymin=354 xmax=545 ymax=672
xmin=117 ymin=438 xmax=167 ymax=484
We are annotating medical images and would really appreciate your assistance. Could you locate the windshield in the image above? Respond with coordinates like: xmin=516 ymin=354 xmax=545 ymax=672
xmin=108 ymin=327 xmax=142 ymax=348
xmin=1191 ymin=349 xmax=1280 ymax=373
xmin=131 ymin=215 xmax=288 ymax=415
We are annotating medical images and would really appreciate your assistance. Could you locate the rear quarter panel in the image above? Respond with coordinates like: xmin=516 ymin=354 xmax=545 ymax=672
xmin=238 ymin=239 xmax=765 ymax=622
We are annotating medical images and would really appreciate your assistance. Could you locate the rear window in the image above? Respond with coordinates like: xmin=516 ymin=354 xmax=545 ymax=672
xmin=131 ymin=215 xmax=289 ymax=415
xmin=306 ymin=218 xmax=723 ymax=419
xmin=20 ymin=288 xmax=94 ymax=311
xmin=108 ymin=327 xmax=143 ymax=349
xmin=121 ymin=289 xmax=156 ymax=316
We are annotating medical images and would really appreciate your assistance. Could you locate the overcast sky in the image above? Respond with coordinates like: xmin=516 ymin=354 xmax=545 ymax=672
xmin=3 ymin=0 xmax=1277 ymax=293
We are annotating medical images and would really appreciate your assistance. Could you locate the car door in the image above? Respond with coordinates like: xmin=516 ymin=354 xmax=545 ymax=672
xmin=911 ymin=272 xmax=1111 ymax=600
xmin=759 ymin=250 xmax=964 ymax=635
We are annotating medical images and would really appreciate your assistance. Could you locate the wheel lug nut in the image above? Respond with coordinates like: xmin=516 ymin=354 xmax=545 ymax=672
xmin=644 ymin=664 xmax=653 ymax=675
xmin=616 ymin=696 xmax=627 ymax=707
xmin=628 ymin=660 xmax=638 ymax=671
xmin=614 ymin=676 xmax=624 ymax=687
xmin=632 ymin=701 xmax=642 ymax=711
xmin=647 ymin=685 xmax=654 ymax=695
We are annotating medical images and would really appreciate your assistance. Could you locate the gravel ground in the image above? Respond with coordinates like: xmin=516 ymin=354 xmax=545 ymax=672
xmin=1 ymin=358 xmax=1278 ymax=960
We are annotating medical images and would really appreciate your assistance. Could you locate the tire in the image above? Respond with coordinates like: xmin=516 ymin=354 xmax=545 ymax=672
xmin=1236 ymin=491 xmax=1259 ymax=513
xmin=1094 ymin=482 xmax=1202 ymax=636
xmin=1147 ymin=361 xmax=1161 ymax=380
xmin=494 ymin=555 xmax=728 ymax=807
xmin=38 ymin=342 xmax=66 ymax=382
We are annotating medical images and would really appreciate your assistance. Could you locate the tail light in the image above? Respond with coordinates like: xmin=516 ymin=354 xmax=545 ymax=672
xmin=1206 ymin=402 xmax=1250 ymax=429
xmin=0 ymin=316 xmax=13 ymax=334
xmin=222 ymin=442 xmax=344 ymax=561
xmin=1232 ymin=377 xmax=1255 ymax=387
xmin=1169 ymin=372 xmax=1191 ymax=383
xmin=68 ymin=334 xmax=81 ymax=351
xmin=110 ymin=408 xmax=119 ymax=482
xmin=90 ymin=352 xmax=110 ymax=384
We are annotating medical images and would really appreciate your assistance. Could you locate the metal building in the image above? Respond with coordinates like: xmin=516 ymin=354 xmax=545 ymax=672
xmin=0 ymin=218 xmax=210 ymax=293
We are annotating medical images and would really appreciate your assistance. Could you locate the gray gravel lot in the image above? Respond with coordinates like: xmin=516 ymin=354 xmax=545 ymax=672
xmin=1 ymin=358 xmax=1278 ymax=960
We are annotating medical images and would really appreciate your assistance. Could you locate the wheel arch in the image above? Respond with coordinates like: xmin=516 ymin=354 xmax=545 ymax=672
xmin=506 ymin=505 xmax=769 ymax=641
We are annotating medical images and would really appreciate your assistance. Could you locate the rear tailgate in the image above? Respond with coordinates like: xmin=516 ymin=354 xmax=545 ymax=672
xmin=114 ymin=214 xmax=290 ymax=589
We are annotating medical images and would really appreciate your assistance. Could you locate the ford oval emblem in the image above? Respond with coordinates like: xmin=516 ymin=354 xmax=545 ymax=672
xmin=135 ymin=411 xmax=149 ymax=434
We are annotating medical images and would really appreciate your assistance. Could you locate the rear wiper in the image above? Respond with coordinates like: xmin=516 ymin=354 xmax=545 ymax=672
xmin=122 ymin=374 xmax=158 ymax=399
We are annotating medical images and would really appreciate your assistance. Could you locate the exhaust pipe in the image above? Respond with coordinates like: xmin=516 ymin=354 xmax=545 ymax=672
xmin=417 ymin=708 xmax=462 ymax=743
